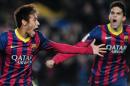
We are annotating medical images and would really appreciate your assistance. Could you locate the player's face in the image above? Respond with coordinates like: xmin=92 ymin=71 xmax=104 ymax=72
xmin=26 ymin=13 xmax=40 ymax=37
xmin=109 ymin=7 xmax=126 ymax=29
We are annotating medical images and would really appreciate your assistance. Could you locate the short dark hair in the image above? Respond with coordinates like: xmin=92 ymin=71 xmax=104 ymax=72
xmin=110 ymin=1 xmax=126 ymax=16
xmin=14 ymin=4 xmax=37 ymax=28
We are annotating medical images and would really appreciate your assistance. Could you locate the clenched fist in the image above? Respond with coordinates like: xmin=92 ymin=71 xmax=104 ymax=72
xmin=45 ymin=60 xmax=55 ymax=68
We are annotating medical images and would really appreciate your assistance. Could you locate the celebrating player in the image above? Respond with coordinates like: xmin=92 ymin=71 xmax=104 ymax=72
xmin=46 ymin=1 xmax=130 ymax=86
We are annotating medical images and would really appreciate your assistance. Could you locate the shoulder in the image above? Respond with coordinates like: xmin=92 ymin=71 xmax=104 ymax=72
xmin=0 ymin=30 xmax=15 ymax=38
xmin=90 ymin=25 xmax=104 ymax=33
xmin=35 ymin=30 xmax=44 ymax=36
xmin=124 ymin=24 xmax=130 ymax=32
xmin=0 ymin=32 xmax=9 ymax=39
xmin=34 ymin=30 xmax=48 ymax=40
xmin=125 ymin=25 xmax=130 ymax=28
xmin=92 ymin=25 xmax=104 ymax=30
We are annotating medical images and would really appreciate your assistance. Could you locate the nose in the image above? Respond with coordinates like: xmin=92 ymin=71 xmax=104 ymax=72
xmin=36 ymin=20 xmax=40 ymax=26
xmin=113 ymin=13 xmax=117 ymax=18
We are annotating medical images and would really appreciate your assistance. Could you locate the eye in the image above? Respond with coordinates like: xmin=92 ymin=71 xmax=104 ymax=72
xmin=117 ymin=12 xmax=121 ymax=15
xmin=111 ymin=11 xmax=114 ymax=15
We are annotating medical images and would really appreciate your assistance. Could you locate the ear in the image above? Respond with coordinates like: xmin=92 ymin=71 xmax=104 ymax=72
xmin=108 ymin=15 xmax=110 ymax=21
xmin=122 ymin=16 xmax=126 ymax=22
xmin=22 ymin=19 xmax=27 ymax=26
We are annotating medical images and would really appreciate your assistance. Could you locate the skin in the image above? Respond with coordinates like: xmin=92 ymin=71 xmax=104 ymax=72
xmin=15 ymin=11 xmax=106 ymax=68
xmin=46 ymin=6 xmax=127 ymax=68
xmin=17 ymin=13 xmax=40 ymax=38
xmin=109 ymin=6 xmax=126 ymax=30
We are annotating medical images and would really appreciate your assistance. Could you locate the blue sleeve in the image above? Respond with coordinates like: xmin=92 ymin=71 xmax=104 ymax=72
xmin=0 ymin=32 xmax=8 ymax=52
xmin=82 ymin=25 xmax=101 ymax=42
xmin=37 ymin=31 xmax=52 ymax=50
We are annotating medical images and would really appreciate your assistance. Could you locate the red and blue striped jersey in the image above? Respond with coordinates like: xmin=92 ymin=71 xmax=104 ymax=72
xmin=82 ymin=24 xmax=130 ymax=85
xmin=52 ymin=23 xmax=130 ymax=86
xmin=0 ymin=29 xmax=51 ymax=86
xmin=0 ymin=29 xmax=93 ymax=86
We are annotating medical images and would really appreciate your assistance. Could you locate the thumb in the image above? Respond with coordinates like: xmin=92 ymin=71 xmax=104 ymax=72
xmin=91 ymin=39 xmax=96 ymax=45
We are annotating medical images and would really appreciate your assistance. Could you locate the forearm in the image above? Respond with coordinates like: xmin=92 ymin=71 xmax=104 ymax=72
xmin=52 ymin=54 xmax=76 ymax=64
xmin=49 ymin=41 xmax=93 ymax=54
xmin=52 ymin=41 xmax=91 ymax=64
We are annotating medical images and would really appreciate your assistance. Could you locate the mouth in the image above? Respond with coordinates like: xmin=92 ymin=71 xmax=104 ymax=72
xmin=34 ymin=28 xmax=38 ymax=32
xmin=111 ymin=19 xmax=118 ymax=29
xmin=113 ymin=19 xmax=117 ymax=23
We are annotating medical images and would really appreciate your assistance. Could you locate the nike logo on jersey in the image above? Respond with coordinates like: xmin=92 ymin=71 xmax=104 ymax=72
xmin=10 ymin=45 xmax=19 ymax=48
xmin=105 ymin=37 xmax=112 ymax=39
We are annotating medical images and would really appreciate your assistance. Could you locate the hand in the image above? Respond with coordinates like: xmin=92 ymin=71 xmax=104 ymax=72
xmin=90 ymin=39 xmax=106 ymax=57
xmin=46 ymin=60 xmax=55 ymax=68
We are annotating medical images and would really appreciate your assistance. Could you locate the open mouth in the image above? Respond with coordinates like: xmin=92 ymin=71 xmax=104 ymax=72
xmin=112 ymin=19 xmax=118 ymax=29
xmin=34 ymin=28 xmax=38 ymax=32
xmin=113 ymin=19 xmax=117 ymax=23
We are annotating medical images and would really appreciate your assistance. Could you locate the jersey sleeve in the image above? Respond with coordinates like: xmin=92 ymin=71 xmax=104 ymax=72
xmin=38 ymin=31 xmax=94 ymax=54
xmin=0 ymin=32 xmax=8 ymax=52
xmin=52 ymin=26 xmax=101 ymax=64
xmin=82 ymin=26 xmax=100 ymax=43
xmin=126 ymin=25 xmax=130 ymax=44
xmin=52 ymin=41 xmax=90 ymax=64
xmin=37 ymin=31 xmax=53 ymax=50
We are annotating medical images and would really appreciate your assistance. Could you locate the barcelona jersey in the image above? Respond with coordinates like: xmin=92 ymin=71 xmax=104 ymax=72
xmin=82 ymin=23 xmax=130 ymax=85
xmin=0 ymin=28 xmax=93 ymax=86
xmin=0 ymin=29 xmax=50 ymax=85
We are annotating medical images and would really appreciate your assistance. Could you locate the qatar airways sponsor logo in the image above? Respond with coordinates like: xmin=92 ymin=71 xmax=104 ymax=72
xmin=11 ymin=55 xmax=32 ymax=64
xmin=106 ymin=45 xmax=127 ymax=54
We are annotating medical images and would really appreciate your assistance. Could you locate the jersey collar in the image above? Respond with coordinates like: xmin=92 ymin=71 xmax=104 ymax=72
xmin=107 ymin=23 xmax=123 ymax=36
xmin=15 ymin=28 xmax=30 ymax=43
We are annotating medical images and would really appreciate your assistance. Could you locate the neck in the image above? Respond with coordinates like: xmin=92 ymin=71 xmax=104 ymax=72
xmin=108 ymin=23 xmax=123 ymax=36
xmin=110 ymin=23 xmax=123 ymax=32
xmin=17 ymin=27 xmax=28 ymax=38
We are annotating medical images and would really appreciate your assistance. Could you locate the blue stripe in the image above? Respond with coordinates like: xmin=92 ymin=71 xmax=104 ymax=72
xmin=0 ymin=32 xmax=8 ymax=76
xmin=99 ymin=25 xmax=110 ymax=85
xmin=4 ymin=31 xmax=18 ymax=84
xmin=23 ymin=42 xmax=29 ymax=85
xmin=117 ymin=25 xmax=128 ymax=81
xmin=14 ymin=43 xmax=25 ymax=85
xmin=37 ymin=31 xmax=50 ymax=50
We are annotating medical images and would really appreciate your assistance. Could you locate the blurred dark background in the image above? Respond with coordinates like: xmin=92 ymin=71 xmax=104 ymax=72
xmin=0 ymin=0 xmax=130 ymax=86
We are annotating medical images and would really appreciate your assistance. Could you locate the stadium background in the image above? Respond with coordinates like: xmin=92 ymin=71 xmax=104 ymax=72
xmin=0 ymin=0 xmax=130 ymax=86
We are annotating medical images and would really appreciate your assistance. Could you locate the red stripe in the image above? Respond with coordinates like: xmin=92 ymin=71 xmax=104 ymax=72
xmin=93 ymin=25 xmax=107 ymax=85
xmin=26 ymin=32 xmax=40 ymax=85
xmin=0 ymin=31 xmax=13 ymax=84
xmin=9 ymin=33 xmax=23 ymax=85
xmin=119 ymin=27 xmax=129 ymax=77
xmin=17 ymin=41 xmax=24 ymax=84
xmin=119 ymin=32 xmax=125 ymax=77
xmin=97 ymin=25 xmax=107 ymax=84
xmin=26 ymin=40 xmax=32 ymax=85
xmin=126 ymin=26 xmax=130 ymax=43
xmin=103 ymin=25 xmax=115 ymax=85
xmin=109 ymin=34 xmax=118 ymax=84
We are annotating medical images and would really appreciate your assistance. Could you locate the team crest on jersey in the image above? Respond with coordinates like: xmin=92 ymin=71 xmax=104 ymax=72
xmin=124 ymin=35 xmax=128 ymax=42
xmin=31 ymin=44 xmax=37 ymax=49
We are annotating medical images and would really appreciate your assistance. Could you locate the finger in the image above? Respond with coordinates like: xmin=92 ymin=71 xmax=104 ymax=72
xmin=98 ymin=44 xmax=106 ymax=47
xmin=97 ymin=53 xmax=104 ymax=57
xmin=91 ymin=39 xmax=96 ymax=45
xmin=99 ymin=48 xmax=107 ymax=50
xmin=99 ymin=51 xmax=106 ymax=53
xmin=48 ymin=64 xmax=53 ymax=68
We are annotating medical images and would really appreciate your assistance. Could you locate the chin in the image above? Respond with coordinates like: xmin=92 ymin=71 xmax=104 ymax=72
xmin=30 ymin=33 xmax=35 ymax=37
xmin=111 ymin=25 xmax=118 ymax=29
